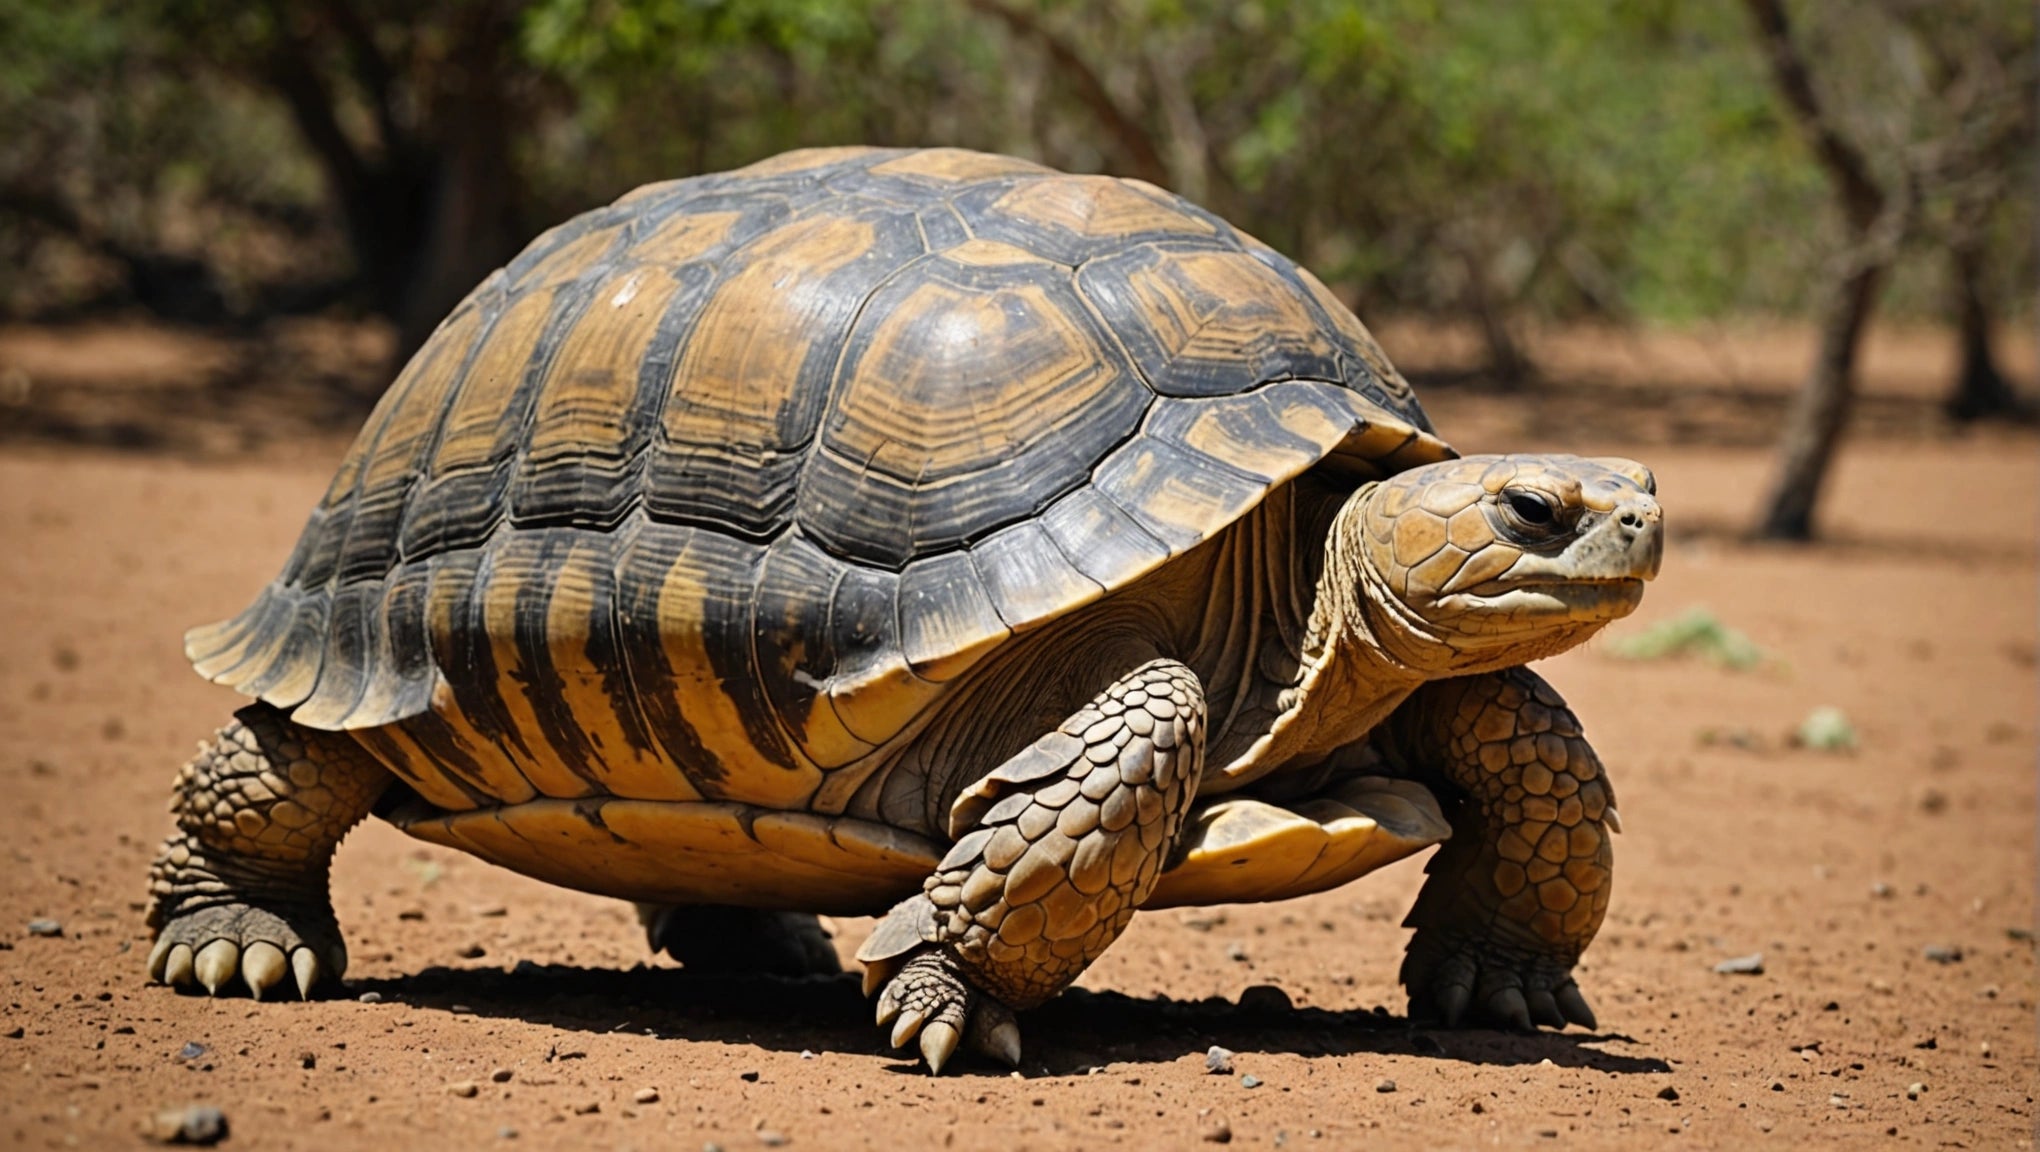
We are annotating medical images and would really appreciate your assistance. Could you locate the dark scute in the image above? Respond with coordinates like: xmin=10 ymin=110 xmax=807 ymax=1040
xmin=235 ymin=591 xmax=332 ymax=708
xmin=751 ymin=534 xmax=870 ymax=761
xmin=1238 ymin=244 xmax=1433 ymax=430
xmin=1091 ymin=435 xmax=1271 ymax=555
xmin=431 ymin=550 xmax=538 ymax=763
xmin=613 ymin=521 xmax=789 ymax=783
xmin=1077 ymin=241 xmax=1342 ymax=399
xmin=639 ymin=204 xmax=926 ymax=542
xmin=506 ymin=530 xmax=605 ymax=789
xmin=969 ymin=518 xmax=1105 ymax=630
xmin=826 ymin=561 xmax=903 ymax=690
xmin=506 ymin=262 xmax=720 ymax=531
xmin=799 ymin=256 xmax=1151 ymax=568
xmin=1035 ymin=486 xmax=1173 ymax=590
xmin=399 ymin=462 xmax=513 ymax=559
xmin=294 ymin=581 xmax=380 ymax=727
xmin=895 ymin=549 xmax=1008 ymax=678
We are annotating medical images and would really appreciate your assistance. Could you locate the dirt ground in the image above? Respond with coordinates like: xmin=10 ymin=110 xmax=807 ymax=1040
xmin=0 ymin=319 xmax=2033 ymax=1150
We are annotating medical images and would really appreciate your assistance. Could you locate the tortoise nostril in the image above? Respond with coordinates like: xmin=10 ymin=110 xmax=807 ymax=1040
xmin=1619 ymin=511 xmax=1644 ymax=531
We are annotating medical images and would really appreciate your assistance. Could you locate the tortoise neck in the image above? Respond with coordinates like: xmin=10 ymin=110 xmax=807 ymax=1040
xmin=1211 ymin=484 xmax=1428 ymax=786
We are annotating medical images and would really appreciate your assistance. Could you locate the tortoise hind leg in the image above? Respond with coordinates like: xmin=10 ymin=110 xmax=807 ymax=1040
xmin=859 ymin=658 xmax=1204 ymax=1073
xmin=637 ymin=905 xmax=841 ymax=976
xmin=145 ymin=703 xmax=388 ymax=1000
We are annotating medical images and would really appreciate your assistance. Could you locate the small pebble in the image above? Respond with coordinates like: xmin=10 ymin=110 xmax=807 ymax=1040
xmin=176 ymin=1042 xmax=207 ymax=1062
xmin=1922 ymin=945 xmax=1962 ymax=964
xmin=1201 ymin=1117 xmax=1233 ymax=1144
xmin=757 ymin=1130 xmax=788 ymax=1147
xmin=141 ymin=1103 xmax=228 ymax=1145
xmin=1870 ymin=882 xmax=1894 ymax=899
xmin=800 ymin=1050 xmax=815 ymax=1060
xmin=448 ymin=1081 xmax=479 ymax=1098
xmin=1375 ymin=1079 xmax=1396 ymax=1093
xmin=458 ymin=944 xmax=487 ymax=959
xmin=498 ymin=1127 xmax=518 ymax=1139
xmin=1981 ymin=1041 xmax=1993 ymax=1057
xmin=492 ymin=1068 xmax=514 ymax=1082
xmin=26 ymin=919 xmax=61 ymax=938
xmin=358 ymin=991 xmax=383 ymax=1004
xmin=1240 ymin=1074 xmax=1262 ymax=1089
xmin=298 ymin=1051 xmax=316 ymax=1070
xmin=572 ymin=1101 xmax=600 ymax=1115
xmin=1224 ymin=942 xmax=1248 ymax=962
xmin=1205 ymin=1046 xmax=1235 ymax=1075
xmin=1906 ymin=1082 xmax=1926 ymax=1100
xmin=1469 ymin=1101 xmax=1484 ymax=1114
xmin=1657 ymin=1086 xmax=1679 ymax=1101
xmin=634 ymin=1088 xmax=660 ymax=1105
xmin=1713 ymin=953 xmax=1764 ymax=975
xmin=740 ymin=1070 xmax=761 ymax=1083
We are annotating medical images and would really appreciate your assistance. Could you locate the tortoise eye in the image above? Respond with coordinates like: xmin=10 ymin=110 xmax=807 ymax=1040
xmin=1504 ymin=490 xmax=1555 ymax=526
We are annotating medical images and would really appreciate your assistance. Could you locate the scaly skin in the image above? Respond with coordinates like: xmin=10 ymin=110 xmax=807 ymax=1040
xmin=862 ymin=659 xmax=1203 ymax=1072
xmin=144 ymin=704 xmax=388 ymax=999
xmin=1387 ymin=667 xmax=1618 ymax=1031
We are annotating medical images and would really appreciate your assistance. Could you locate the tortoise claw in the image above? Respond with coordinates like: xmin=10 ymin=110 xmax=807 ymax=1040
xmin=1554 ymin=982 xmax=1598 ymax=1030
xmin=1487 ymin=986 xmax=1534 ymax=1033
xmin=919 ymin=1021 xmax=960 ymax=1075
xmin=1436 ymin=982 xmax=1471 ymax=1028
xmin=889 ymin=1007 xmax=928 ymax=1049
xmin=194 ymin=940 xmax=239 ymax=996
xmin=291 ymin=948 xmax=321 ymax=1000
xmin=241 ymin=942 xmax=288 ymax=1001
xmin=164 ymin=943 xmax=196 ymax=988
xmin=1526 ymin=987 xmax=1566 ymax=1029
xmin=146 ymin=936 xmax=175 ymax=982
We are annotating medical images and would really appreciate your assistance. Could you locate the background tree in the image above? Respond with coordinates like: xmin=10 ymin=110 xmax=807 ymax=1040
xmin=2 ymin=0 xmax=2031 ymax=530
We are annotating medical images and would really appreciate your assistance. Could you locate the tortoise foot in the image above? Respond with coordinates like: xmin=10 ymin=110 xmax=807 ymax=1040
xmin=1403 ymin=928 xmax=1597 ymax=1033
xmin=641 ymin=905 xmax=841 ymax=977
xmin=147 ymin=902 xmax=344 ymax=1001
xmin=874 ymin=950 xmax=1022 ymax=1075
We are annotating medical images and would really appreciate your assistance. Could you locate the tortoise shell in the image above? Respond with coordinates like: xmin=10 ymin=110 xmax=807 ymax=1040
xmin=185 ymin=147 xmax=1453 ymax=909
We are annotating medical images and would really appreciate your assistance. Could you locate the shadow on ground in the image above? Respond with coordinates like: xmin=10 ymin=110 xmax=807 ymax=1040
xmin=316 ymin=963 xmax=1671 ymax=1079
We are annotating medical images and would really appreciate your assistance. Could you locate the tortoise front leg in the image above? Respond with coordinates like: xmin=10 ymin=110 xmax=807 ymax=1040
xmin=145 ymin=704 xmax=388 ymax=999
xmin=1385 ymin=667 xmax=1618 ymax=1032
xmin=858 ymin=658 xmax=1204 ymax=1073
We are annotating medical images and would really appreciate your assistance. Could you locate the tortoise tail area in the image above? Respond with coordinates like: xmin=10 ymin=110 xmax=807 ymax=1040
xmin=185 ymin=571 xmax=440 ymax=733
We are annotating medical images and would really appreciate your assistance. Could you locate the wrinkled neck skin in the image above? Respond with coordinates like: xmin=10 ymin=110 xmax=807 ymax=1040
xmin=1210 ymin=482 xmax=1432 ymax=793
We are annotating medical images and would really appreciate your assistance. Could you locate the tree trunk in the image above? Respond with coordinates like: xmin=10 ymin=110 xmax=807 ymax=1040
xmin=389 ymin=10 xmax=524 ymax=358
xmin=1741 ymin=0 xmax=1891 ymax=541
xmin=1756 ymin=258 xmax=1888 ymax=540
xmin=1944 ymin=242 xmax=2023 ymax=421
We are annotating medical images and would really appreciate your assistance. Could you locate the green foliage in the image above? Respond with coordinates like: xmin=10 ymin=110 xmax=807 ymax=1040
xmin=1607 ymin=606 xmax=1770 ymax=671
xmin=1 ymin=0 xmax=2031 ymax=330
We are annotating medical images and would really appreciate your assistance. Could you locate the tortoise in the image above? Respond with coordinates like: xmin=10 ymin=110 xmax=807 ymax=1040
xmin=142 ymin=146 xmax=1662 ymax=1073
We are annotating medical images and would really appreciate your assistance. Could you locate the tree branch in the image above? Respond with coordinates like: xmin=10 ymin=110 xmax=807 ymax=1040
xmin=966 ymin=0 xmax=1170 ymax=187
xmin=1739 ymin=0 xmax=1885 ymax=231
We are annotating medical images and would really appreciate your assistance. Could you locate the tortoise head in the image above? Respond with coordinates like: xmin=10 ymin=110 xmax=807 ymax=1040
xmin=1351 ymin=454 xmax=1662 ymax=674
